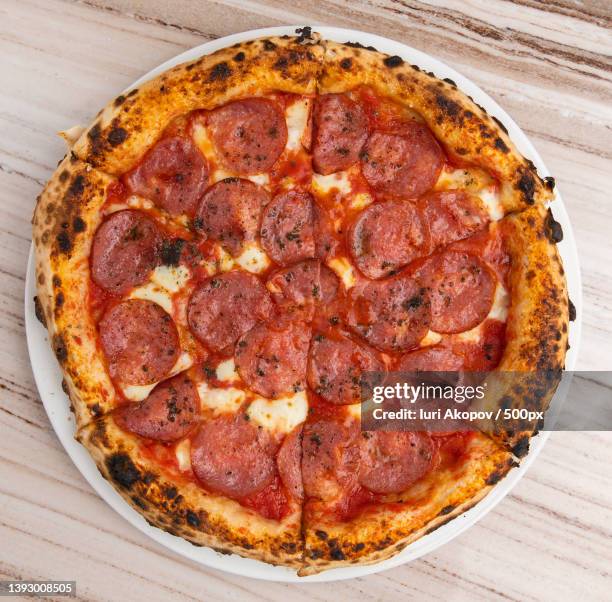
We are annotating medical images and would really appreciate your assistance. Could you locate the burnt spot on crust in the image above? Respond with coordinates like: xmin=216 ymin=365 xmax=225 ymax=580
xmin=443 ymin=77 xmax=457 ymax=88
xmin=53 ymin=334 xmax=67 ymax=363
xmin=327 ymin=539 xmax=346 ymax=561
xmin=568 ymin=298 xmax=576 ymax=321
xmin=544 ymin=176 xmax=556 ymax=191
xmin=58 ymin=169 xmax=70 ymax=183
xmin=511 ymin=436 xmax=530 ymax=458
xmin=494 ymin=137 xmax=509 ymax=153
xmin=208 ymin=62 xmax=232 ymax=82
xmin=106 ymin=452 xmax=141 ymax=489
xmin=344 ymin=41 xmax=377 ymax=51
xmin=233 ymin=51 xmax=245 ymax=62
xmin=73 ymin=217 xmax=86 ymax=233
xmin=67 ymin=175 xmax=85 ymax=199
xmin=61 ymin=378 xmax=69 ymax=395
xmin=485 ymin=470 xmax=504 ymax=486
xmin=108 ymin=127 xmax=128 ymax=147
xmin=295 ymin=26 xmax=313 ymax=41
xmin=383 ymin=55 xmax=404 ymax=68
xmin=517 ymin=171 xmax=536 ymax=204
xmin=52 ymin=275 xmax=61 ymax=288
xmin=87 ymin=122 xmax=103 ymax=157
xmin=55 ymin=291 xmax=64 ymax=308
xmin=491 ymin=114 xmax=508 ymax=135
xmin=185 ymin=510 xmax=201 ymax=527
xmin=131 ymin=495 xmax=148 ymax=510
xmin=263 ymin=39 xmax=277 ymax=51
xmin=340 ymin=57 xmax=352 ymax=70
xmin=315 ymin=529 xmax=328 ymax=540
xmin=56 ymin=230 xmax=72 ymax=254
xmin=435 ymin=93 xmax=461 ymax=119
xmin=89 ymin=403 xmax=102 ymax=418
xmin=352 ymin=542 xmax=365 ymax=552
xmin=545 ymin=209 xmax=564 ymax=243
xmin=439 ymin=504 xmax=455 ymax=516
xmin=33 ymin=296 xmax=46 ymax=327
xmin=281 ymin=541 xmax=297 ymax=553
xmin=114 ymin=94 xmax=126 ymax=107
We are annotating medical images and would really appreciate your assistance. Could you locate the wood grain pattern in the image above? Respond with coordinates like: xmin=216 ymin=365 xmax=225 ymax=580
xmin=0 ymin=0 xmax=610 ymax=599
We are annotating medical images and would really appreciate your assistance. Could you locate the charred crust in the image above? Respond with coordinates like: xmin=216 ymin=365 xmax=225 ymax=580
xmin=545 ymin=209 xmax=563 ymax=243
xmin=61 ymin=378 xmax=69 ymax=395
xmin=67 ymin=175 xmax=85 ymax=199
xmin=568 ymin=298 xmax=576 ymax=321
xmin=344 ymin=41 xmax=376 ymax=51
xmin=281 ymin=541 xmax=297 ymax=553
xmin=107 ymin=127 xmax=128 ymax=147
xmin=131 ymin=495 xmax=147 ymax=509
xmin=58 ymin=169 xmax=70 ymax=183
xmin=72 ymin=217 xmax=86 ymax=233
xmin=263 ymin=39 xmax=277 ymax=51
xmin=56 ymin=231 xmax=72 ymax=254
xmin=315 ymin=529 xmax=328 ymax=540
xmin=55 ymin=291 xmax=64 ymax=308
xmin=185 ymin=510 xmax=200 ymax=527
xmin=87 ymin=122 xmax=103 ymax=156
xmin=353 ymin=542 xmax=365 ymax=552
xmin=52 ymin=334 xmax=67 ymax=363
xmin=511 ymin=436 xmax=530 ymax=458
xmin=208 ymin=62 xmax=232 ymax=82
xmin=295 ymin=26 xmax=313 ymax=41
xmin=327 ymin=539 xmax=345 ymax=561
xmin=485 ymin=470 xmax=503 ymax=486
xmin=435 ymin=93 xmax=461 ymax=119
xmin=340 ymin=57 xmax=352 ymax=70
xmin=33 ymin=296 xmax=46 ymax=327
xmin=491 ymin=114 xmax=508 ymax=134
xmin=383 ymin=55 xmax=404 ymax=68
xmin=443 ymin=77 xmax=457 ymax=87
xmin=164 ymin=486 xmax=178 ymax=499
xmin=544 ymin=176 xmax=556 ymax=191
xmin=106 ymin=452 xmax=141 ymax=489
xmin=439 ymin=504 xmax=455 ymax=516
xmin=517 ymin=171 xmax=536 ymax=204
xmin=114 ymin=94 xmax=126 ymax=107
xmin=494 ymin=137 xmax=509 ymax=153
xmin=233 ymin=51 xmax=245 ymax=62
xmin=89 ymin=403 xmax=102 ymax=418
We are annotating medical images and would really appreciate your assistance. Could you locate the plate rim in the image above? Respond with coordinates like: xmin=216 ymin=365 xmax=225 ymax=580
xmin=25 ymin=24 xmax=582 ymax=583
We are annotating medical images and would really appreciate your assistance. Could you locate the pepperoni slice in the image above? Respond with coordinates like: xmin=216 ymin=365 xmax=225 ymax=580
xmin=358 ymin=431 xmax=435 ymax=494
xmin=115 ymin=373 xmax=199 ymax=441
xmin=235 ymin=320 xmax=310 ymax=398
xmin=312 ymin=94 xmax=368 ymax=175
xmin=260 ymin=190 xmax=315 ymax=266
xmin=419 ymin=190 xmax=490 ymax=249
xmin=126 ymin=136 xmax=208 ymax=216
xmin=349 ymin=200 xmax=428 ymax=279
xmin=187 ymin=271 xmax=272 ymax=353
xmin=302 ymin=417 xmax=360 ymax=500
xmin=346 ymin=274 xmax=431 ymax=352
xmin=417 ymin=251 xmax=495 ymax=334
xmin=320 ymin=265 xmax=340 ymax=303
xmin=191 ymin=414 xmax=276 ymax=498
xmin=276 ymin=425 xmax=304 ymax=500
xmin=91 ymin=210 xmax=162 ymax=295
xmin=308 ymin=332 xmax=385 ymax=405
xmin=313 ymin=203 xmax=340 ymax=260
xmin=195 ymin=178 xmax=269 ymax=255
xmin=361 ymin=122 xmax=444 ymax=199
xmin=208 ymin=98 xmax=288 ymax=175
xmin=395 ymin=346 xmax=466 ymax=388
xmin=266 ymin=260 xmax=321 ymax=320
xmin=99 ymin=299 xmax=180 ymax=385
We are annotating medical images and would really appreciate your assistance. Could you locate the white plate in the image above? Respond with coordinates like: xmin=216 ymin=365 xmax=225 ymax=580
xmin=25 ymin=25 xmax=582 ymax=582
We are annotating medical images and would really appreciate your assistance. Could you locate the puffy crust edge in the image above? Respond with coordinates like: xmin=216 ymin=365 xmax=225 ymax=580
xmin=318 ymin=41 xmax=554 ymax=212
xmin=72 ymin=34 xmax=325 ymax=174
xmin=477 ymin=204 xmax=569 ymax=456
xmin=299 ymin=433 xmax=515 ymax=575
xmin=32 ymin=154 xmax=118 ymax=427
xmin=77 ymin=414 xmax=303 ymax=566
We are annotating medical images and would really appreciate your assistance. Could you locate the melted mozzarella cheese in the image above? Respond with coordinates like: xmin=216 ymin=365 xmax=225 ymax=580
xmin=349 ymin=192 xmax=373 ymax=211
xmin=215 ymin=358 xmax=240 ymax=383
xmin=327 ymin=256 xmax=356 ymax=289
xmin=130 ymin=281 xmax=173 ymax=314
xmin=419 ymin=330 xmax=443 ymax=348
xmin=478 ymin=186 xmax=504 ymax=221
xmin=246 ymin=391 xmax=308 ymax=434
xmin=129 ymin=265 xmax=192 ymax=313
xmin=175 ymin=439 xmax=192 ymax=472
xmin=197 ymin=382 xmax=245 ymax=413
xmin=285 ymin=98 xmax=310 ymax=151
xmin=312 ymin=171 xmax=352 ymax=195
xmin=234 ymin=242 xmax=270 ymax=274
xmin=121 ymin=352 xmax=193 ymax=401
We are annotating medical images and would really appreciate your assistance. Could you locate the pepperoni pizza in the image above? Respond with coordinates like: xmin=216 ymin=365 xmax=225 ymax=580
xmin=32 ymin=31 xmax=569 ymax=574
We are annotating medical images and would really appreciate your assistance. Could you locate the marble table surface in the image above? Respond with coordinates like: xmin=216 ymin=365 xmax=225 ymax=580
xmin=0 ymin=0 xmax=610 ymax=599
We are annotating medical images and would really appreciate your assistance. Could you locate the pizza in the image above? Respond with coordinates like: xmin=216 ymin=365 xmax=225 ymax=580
xmin=32 ymin=30 xmax=571 ymax=575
